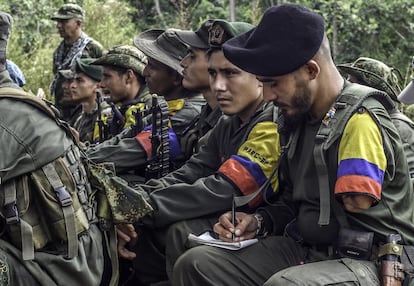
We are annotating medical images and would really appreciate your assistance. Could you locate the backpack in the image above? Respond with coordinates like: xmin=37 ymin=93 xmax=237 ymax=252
xmin=0 ymin=87 xmax=93 ymax=261
xmin=308 ymin=83 xmax=414 ymax=226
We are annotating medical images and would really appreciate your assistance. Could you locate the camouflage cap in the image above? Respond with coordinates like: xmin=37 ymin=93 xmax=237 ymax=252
xmin=92 ymin=45 xmax=147 ymax=76
xmin=174 ymin=20 xmax=213 ymax=50
xmin=58 ymin=69 xmax=74 ymax=80
xmin=51 ymin=4 xmax=85 ymax=20
xmin=208 ymin=19 xmax=255 ymax=49
xmin=134 ymin=29 xmax=188 ymax=74
xmin=337 ymin=57 xmax=402 ymax=101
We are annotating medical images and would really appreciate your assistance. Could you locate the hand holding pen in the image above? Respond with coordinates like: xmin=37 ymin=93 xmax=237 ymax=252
xmin=213 ymin=210 xmax=260 ymax=242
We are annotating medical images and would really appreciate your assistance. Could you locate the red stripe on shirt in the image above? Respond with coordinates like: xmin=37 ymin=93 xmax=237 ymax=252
xmin=219 ymin=158 xmax=263 ymax=207
xmin=335 ymin=174 xmax=381 ymax=201
xmin=135 ymin=130 xmax=152 ymax=158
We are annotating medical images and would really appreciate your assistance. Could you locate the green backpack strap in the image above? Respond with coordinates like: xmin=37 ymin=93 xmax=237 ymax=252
xmin=41 ymin=163 xmax=77 ymax=259
xmin=1 ymin=179 xmax=35 ymax=260
xmin=314 ymin=83 xmax=395 ymax=226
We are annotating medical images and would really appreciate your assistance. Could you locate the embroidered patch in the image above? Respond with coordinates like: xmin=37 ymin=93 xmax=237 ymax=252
xmin=209 ymin=24 xmax=225 ymax=46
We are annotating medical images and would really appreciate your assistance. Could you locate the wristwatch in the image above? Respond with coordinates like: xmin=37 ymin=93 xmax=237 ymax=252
xmin=253 ymin=212 xmax=266 ymax=237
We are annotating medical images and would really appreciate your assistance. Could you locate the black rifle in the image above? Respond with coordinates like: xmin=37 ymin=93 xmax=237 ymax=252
xmin=95 ymin=90 xmax=105 ymax=143
xmin=131 ymin=106 xmax=144 ymax=137
xmin=109 ymin=102 xmax=126 ymax=136
xmin=145 ymin=96 xmax=169 ymax=180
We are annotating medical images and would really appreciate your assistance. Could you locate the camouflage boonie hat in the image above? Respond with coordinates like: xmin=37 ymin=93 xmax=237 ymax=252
xmin=208 ymin=20 xmax=254 ymax=48
xmin=134 ymin=29 xmax=188 ymax=74
xmin=51 ymin=4 xmax=85 ymax=20
xmin=93 ymin=45 xmax=147 ymax=76
xmin=337 ymin=57 xmax=402 ymax=101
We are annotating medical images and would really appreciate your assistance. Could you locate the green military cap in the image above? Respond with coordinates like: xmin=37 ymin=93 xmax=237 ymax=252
xmin=51 ymin=4 xmax=85 ymax=20
xmin=93 ymin=45 xmax=147 ymax=76
xmin=337 ymin=57 xmax=402 ymax=101
xmin=58 ymin=69 xmax=74 ymax=80
xmin=75 ymin=58 xmax=102 ymax=82
xmin=175 ymin=20 xmax=213 ymax=50
xmin=208 ymin=19 xmax=254 ymax=49
xmin=134 ymin=29 xmax=188 ymax=74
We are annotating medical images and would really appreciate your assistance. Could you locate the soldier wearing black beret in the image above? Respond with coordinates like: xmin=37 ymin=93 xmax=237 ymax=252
xmin=173 ymin=4 xmax=414 ymax=286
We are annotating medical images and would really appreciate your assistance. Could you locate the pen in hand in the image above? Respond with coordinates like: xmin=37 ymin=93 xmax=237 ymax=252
xmin=231 ymin=194 xmax=236 ymax=241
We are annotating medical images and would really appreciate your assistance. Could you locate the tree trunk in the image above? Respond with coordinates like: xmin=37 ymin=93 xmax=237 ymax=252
xmin=229 ymin=0 xmax=236 ymax=21
xmin=154 ymin=0 xmax=163 ymax=20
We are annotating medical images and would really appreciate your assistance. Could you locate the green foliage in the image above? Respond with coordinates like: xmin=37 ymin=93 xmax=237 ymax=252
xmin=2 ymin=0 xmax=414 ymax=105
xmin=4 ymin=0 xmax=138 ymax=98
xmin=288 ymin=0 xmax=414 ymax=86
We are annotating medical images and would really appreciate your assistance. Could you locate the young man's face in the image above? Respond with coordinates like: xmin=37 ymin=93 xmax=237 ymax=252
xmin=143 ymin=57 xmax=178 ymax=97
xmin=60 ymin=78 xmax=74 ymax=104
xmin=70 ymin=72 xmax=97 ymax=103
xmin=180 ymin=48 xmax=209 ymax=91
xmin=208 ymin=50 xmax=263 ymax=122
xmin=100 ymin=66 xmax=129 ymax=104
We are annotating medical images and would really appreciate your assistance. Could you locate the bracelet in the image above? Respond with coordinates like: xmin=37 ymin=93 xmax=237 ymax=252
xmin=253 ymin=213 xmax=265 ymax=237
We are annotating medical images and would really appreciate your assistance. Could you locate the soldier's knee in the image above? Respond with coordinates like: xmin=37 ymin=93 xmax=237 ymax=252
xmin=172 ymin=246 xmax=212 ymax=283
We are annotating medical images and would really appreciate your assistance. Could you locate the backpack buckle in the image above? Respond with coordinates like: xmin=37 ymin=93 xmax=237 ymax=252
xmin=4 ymin=203 xmax=19 ymax=224
xmin=54 ymin=186 xmax=73 ymax=207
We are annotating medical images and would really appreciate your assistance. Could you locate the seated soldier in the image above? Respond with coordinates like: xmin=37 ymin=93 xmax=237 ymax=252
xmin=115 ymin=20 xmax=281 ymax=285
xmin=92 ymin=45 xmax=152 ymax=141
xmin=86 ymin=30 xmax=205 ymax=182
xmin=174 ymin=20 xmax=223 ymax=155
xmin=58 ymin=68 xmax=82 ymax=125
xmin=70 ymin=57 xmax=103 ymax=143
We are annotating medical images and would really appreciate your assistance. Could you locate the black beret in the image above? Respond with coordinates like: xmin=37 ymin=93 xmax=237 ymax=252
xmin=223 ymin=4 xmax=325 ymax=77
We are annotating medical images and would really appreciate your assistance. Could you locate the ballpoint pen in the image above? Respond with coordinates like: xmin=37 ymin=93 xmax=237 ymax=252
xmin=231 ymin=194 xmax=236 ymax=241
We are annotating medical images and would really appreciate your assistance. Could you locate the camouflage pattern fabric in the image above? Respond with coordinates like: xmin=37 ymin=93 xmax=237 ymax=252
xmin=337 ymin=57 xmax=402 ymax=101
xmin=87 ymin=161 xmax=153 ymax=224
xmin=0 ymin=254 xmax=9 ymax=286
xmin=93 ymin=45 xmax=147 ymax=76
xmin=51 ymin=3 xmax=85 ymax=20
